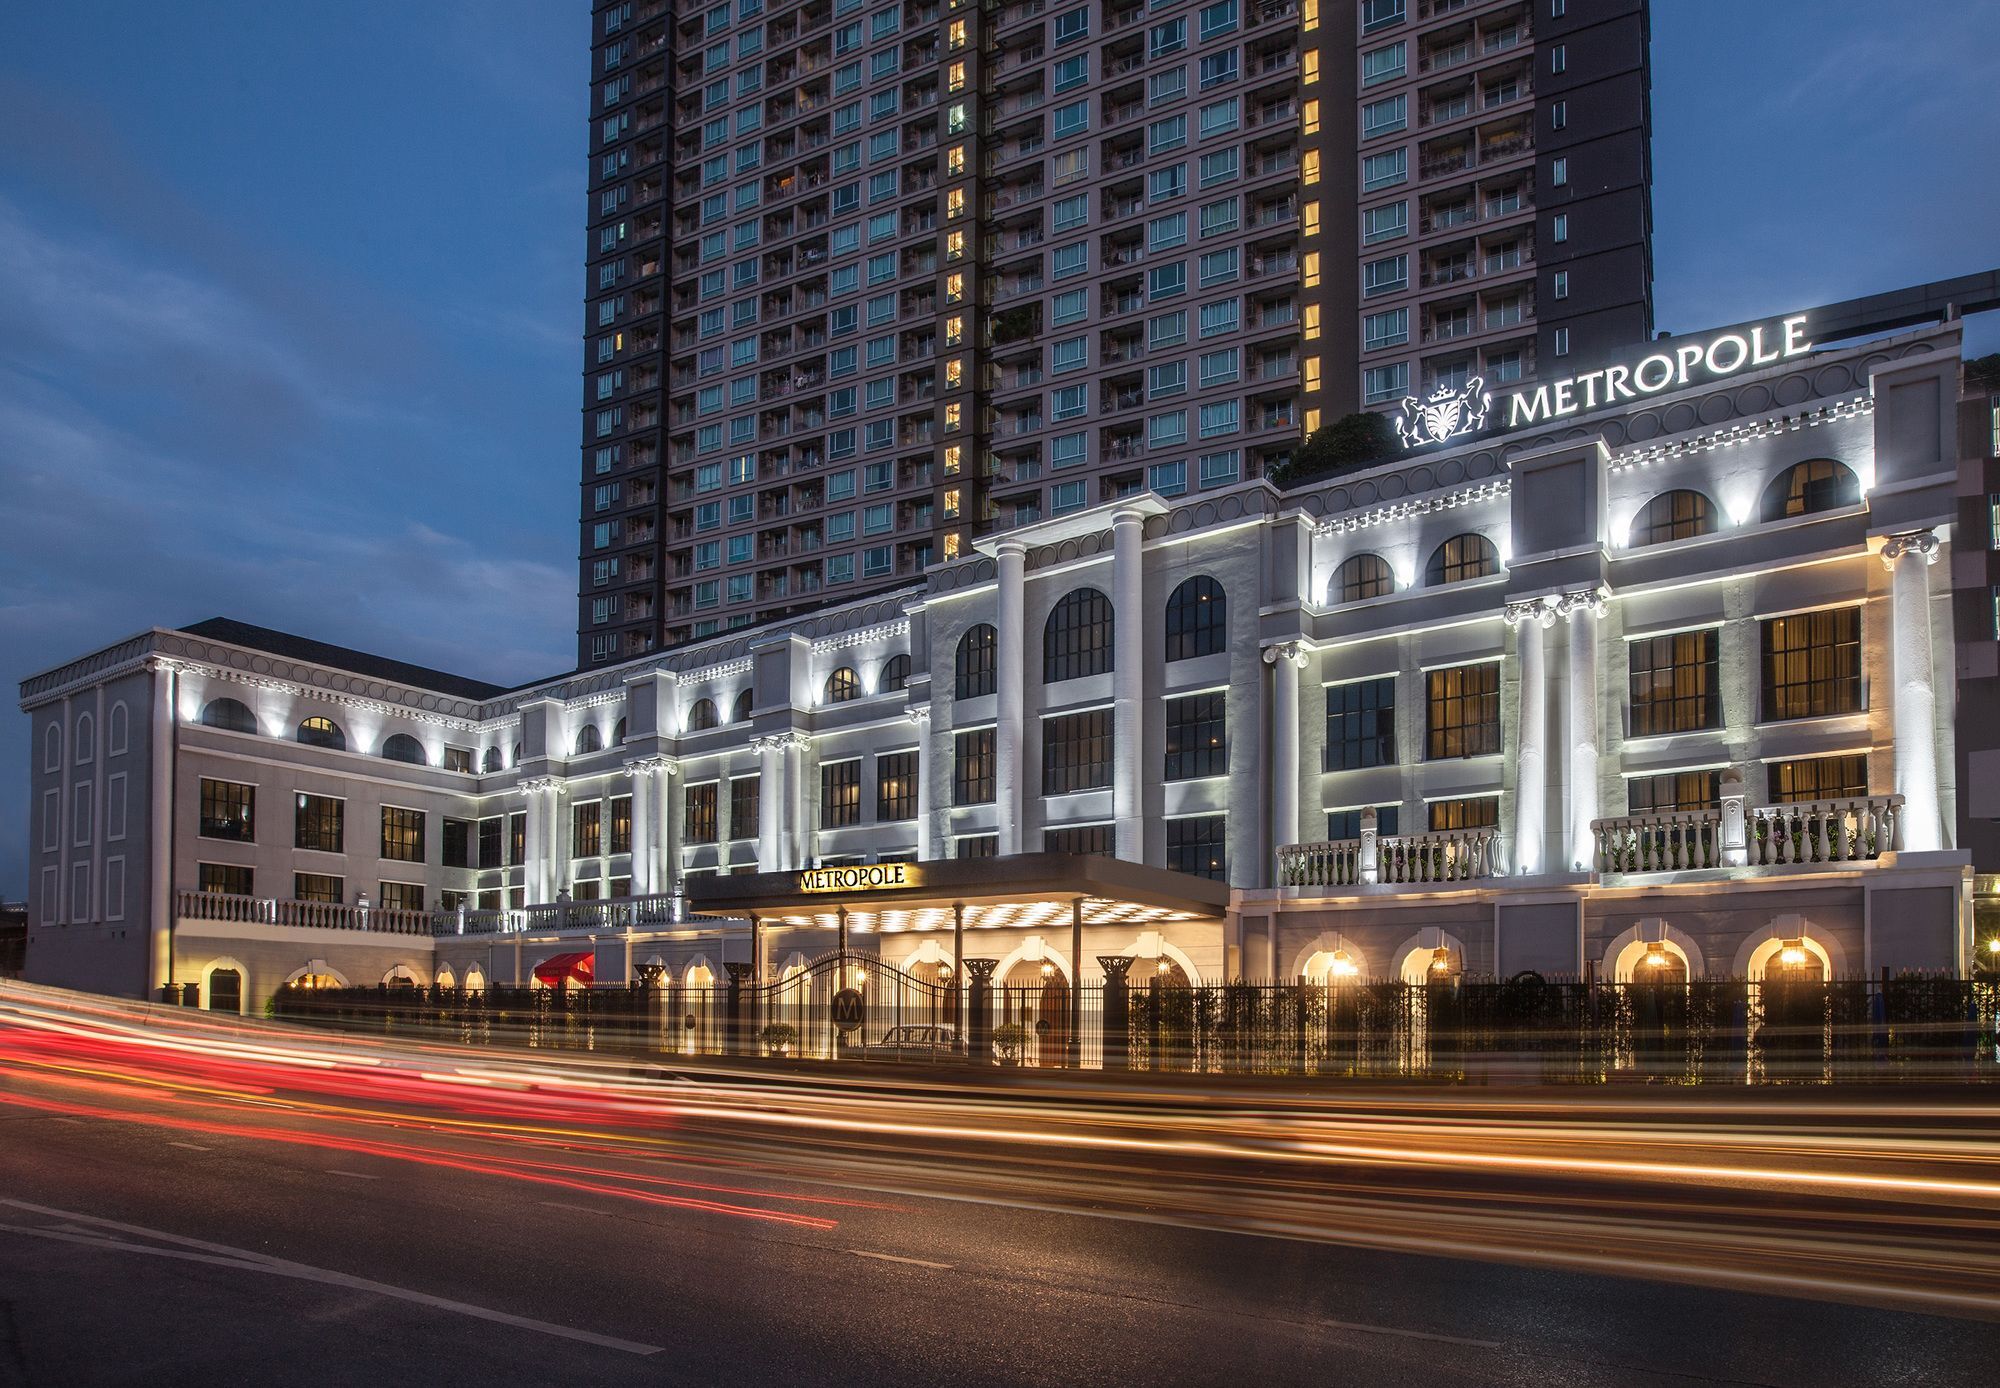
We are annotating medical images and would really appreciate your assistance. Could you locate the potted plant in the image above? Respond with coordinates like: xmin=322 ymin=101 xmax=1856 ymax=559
xmin=761 ymin=1021 xmax=798 ymax=1057
xmin=992 ymin=1022 xmax=1029 ymax=1066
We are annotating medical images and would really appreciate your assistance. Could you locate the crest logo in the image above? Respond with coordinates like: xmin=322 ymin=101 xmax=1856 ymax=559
xmin=1395 ymin=376 xmax=1491 ymax=448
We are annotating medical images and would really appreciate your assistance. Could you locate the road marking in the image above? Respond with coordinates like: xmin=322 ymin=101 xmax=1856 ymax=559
xmin=0 ymin=1200 xmax=663 ymax=1357
xmin=849 ymin=1249 xmax=953 ymax=1270
xmin=1317 ymin=1316 xmax=1500 ymax=1350
xmin=168 ymin=1142 xmax=210 ymax=1152
xmin=49 ymin=1117 xmax=85 ymax=1125
xmin=325 ymin=1169 xmax=380 ymax=1180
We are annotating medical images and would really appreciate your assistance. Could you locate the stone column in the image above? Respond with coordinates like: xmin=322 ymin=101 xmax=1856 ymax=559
xmin=521 ymin=778 xmax=552 ymax=904
xmin=1504 ymin=598 xmax=1553 ymax=877
xmin=657 ymin=760 xmax=680 ymax=897
xmin=1561 ymin=589 xmax=1606 ymax=873
xmin=994 ymin=538 xmax=1028 ymax=856
xmin=1263 ymin=642 xmax=1308 ymax=883
xmin=907 ymin=706 xmax=933 ymax=860
xmin=784 ymin=732 xmax=813 ymax=870
xmin=1883 ymin=529 xmax=1943 ymax=851
xmin=1111 ymin=507 xmax=1146 ymax=862
xmin=627 ymin=764 xmax=653 ymax=897
xmin=147 ymin=660 xmax=177 ymax=994
xmin=755 ymin=736 xmax=784 ymax=871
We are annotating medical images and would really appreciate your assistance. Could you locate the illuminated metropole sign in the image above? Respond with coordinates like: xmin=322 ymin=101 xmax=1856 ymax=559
xmin=1395 ymin=313 xmax=1814 ymax=450
xmin=797 ymin=862 xmax=917 ymax=893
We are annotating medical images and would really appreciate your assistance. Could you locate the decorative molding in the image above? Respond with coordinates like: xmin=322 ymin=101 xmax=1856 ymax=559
xmin=1262 ymin=641 xmax=1311 ymax=669
xmin=1313 ymin=480 xmax=1510 ymax=537
xmin=1605 ymin=395 xmax=1873 ymax=473
xmin=1881 ymin=529 xmax=1940 ymax=568
xmin=625 ymin=755 xmax=679 ymax=778
xmin=1502 ymin=597 xmax=1557 ymax=629
xmin=1554 ymin=586 xmax=1610 ymax=620
xmin=519 ymin=776 xmax=567 ymax=796
xmin=905 ymin=705 xmax=932 ymax=725
xmin=811 ymin=618 xmax=910 ymax=654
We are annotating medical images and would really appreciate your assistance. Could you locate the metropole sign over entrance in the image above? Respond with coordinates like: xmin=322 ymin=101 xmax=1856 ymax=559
xmin=1394 ymin=313 xmax=1814 ymax=450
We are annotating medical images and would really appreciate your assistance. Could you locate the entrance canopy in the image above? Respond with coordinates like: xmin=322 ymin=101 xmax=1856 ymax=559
xmin=532 ymin=951 xmax=596 ymax=987
xmin=684 ymin=853 xmax=1230 ymax=933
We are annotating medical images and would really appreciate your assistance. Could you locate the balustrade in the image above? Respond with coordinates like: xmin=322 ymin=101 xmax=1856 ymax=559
xmin=1277 ymin=829 xmax=1500 ymax=889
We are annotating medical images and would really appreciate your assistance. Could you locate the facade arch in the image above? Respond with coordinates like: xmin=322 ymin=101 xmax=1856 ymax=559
xmin=1390 ymin=927 xmax=1469 ymax=984
xmin=1288 ymin=928 xmax=1370 ymax=982
xmin=201 ymin=957 xmax=250 ymax=1013
xmin=1603 ymin=919 xmax=1709 ymax=982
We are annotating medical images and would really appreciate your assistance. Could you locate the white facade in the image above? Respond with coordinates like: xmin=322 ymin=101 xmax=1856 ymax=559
xmin=18 ymin=320 xmax=1976 ymax=1012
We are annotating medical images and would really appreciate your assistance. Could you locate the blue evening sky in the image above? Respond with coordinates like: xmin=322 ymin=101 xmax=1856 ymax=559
xmin=1 ymin=1 xmax=1996 ymax=895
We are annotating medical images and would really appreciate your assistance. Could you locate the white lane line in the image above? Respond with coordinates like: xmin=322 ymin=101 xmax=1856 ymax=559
xmin=1317 ymin=1316 xmax=1500 ymax=1350
xmin=168 ymin=1142 xmax=210 ymax=1152
xmin=324 ymin=1170 xmax=381 ymax=1181
xmin=49 ymin=1117 xmax=85 ymax=1125
xmin=849 ymin=1249 xmax=953 ymax=1270
xmin=0 ymin=1200 xmax=662 ymax=1357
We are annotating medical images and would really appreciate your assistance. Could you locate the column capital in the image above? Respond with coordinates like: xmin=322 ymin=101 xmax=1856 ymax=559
xmin=1554 ymin=586 xmax=1609 ymax=620
xmin=992 ymin=537 xmax=1029 ymax=559
xmin=624 ymin=754 xmax=678 ymax=778
xmin=519 ymin=775 xmax=567 ymax=797
xmin=1503 ymin=596 xmax=1556 ymax=628
xmin=905 ymin=704 xmax=932 ymax=725
xmin=962 ymin=958 xmax=999 ymax=984
xmin=1110 ymin=505 xmax=1150 ymax=529
xmin=1262 ymin=639 xmax=1311 ymax=669
xmin=750 ymin=731 xmax=811 ymax=754
xmin=1097 ymin=955 xmax=1135 ymax=984
xmin=1881 ymin=528 xmax=1940 ymax=568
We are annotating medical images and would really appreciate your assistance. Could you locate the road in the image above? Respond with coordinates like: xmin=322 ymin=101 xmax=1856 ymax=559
xmin=0 ymin=982 xmax=1996 ymax=1386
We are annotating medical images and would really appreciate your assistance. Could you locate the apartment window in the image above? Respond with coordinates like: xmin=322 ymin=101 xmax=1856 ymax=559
xmin=1362 ymin=41 xmax=1406 ymax=84
xmin=1325 ymin=677 xmax=1396 ymax=770
xmin=1766 ymin=754 xmax=1869 ymax=805
xmin=1149 ymin=361 xmax=1187 ymax=398
xmin=1149 ymin=18 xmax=1186 ymax=57
xmin=1164 ymin=693 xmax=1227 ymax=780
xmin=1157 ymin=815 xmax=1225 ymax=881
xmin=820 ymin=760 xmax=862 ymax=827
xmin=1198 ymin=49 xmax=1237 ymax=89
xmin=442 ymin=817 xmax=472 ymax=869
xmin=1362 ymin=201 xmax=1407 ymax=244
xmin=1550 ymin=44 xmax=1567 ymax=75
xmin=1363 ymin=362 xmax=1408 ymax=405
xmin=1148 ymin=164 xmax=1187 ymax=202
xmin=198 ymin=863 xmax=253 ymax=897
xmin=1554 ymin=326 xmax=1570 ymax=357
xmin=685 ymin=782 xmax=719 ymax=843
xmin=1426 ymin=664 xmax=1501 ymax=759
xmin=1629 ymin=630 xmax=1721 ymax=737
xmin=1361 ymin=94 xmax=1406 ymax=139
xmin=1551 ymin=99 xmax=1567 ymax=130
xmin=1149 ymin=262 xmax=1187 ymax=299
xmin=1429 ymin=796 xmax=1498 ymax=832
xmin=1200 ymin=197 xmax=1239 ymax=237
xmin=1361 ymin=0 xmax=1406 ymax=31
xmin=1760 ymin=608 xmax=1862 ymax=721
xmin=1551 ymin=155 xmax=1568 ymax=187
xmin=1052 ymin=384 xmax=1089 ymax=420
xmin=294 ymin=872 xmax=344 ymax=905
xmin=1044 ymin=589 xmax=1115 ymax=681
xmin=1150 ymin=460 xmax=1188 ymax=496
xmin=199 ymin=779 xmax=254 ymax=842
xmin=1628 ymin=771 xmax=1720 ymax=816
xmin=1199 ymin=97 xmax=1238 ymax=138
xmin=1054 ymin=99 xmax=1090 ymax=138
xmin=1043 ymin=709 xmax=1114 ymax=794
xmin=953 ymin=727 xmax=996 ymax=805
xmin=1054 ymin=54 xmax=1088 ymax=91
xmin=1553 ymin=269 xmax=1569 ymax=300
xmin=1362 ymin=307 xmax=1409 ymax=351
xmin=1198 ymin=300 xmax=1237 ymax=337
xmin=1151 ymin=310 xmax=1189 ymax=347
xmin=380 ymin=806 xmax=425 ymax=864
xmin=1054 ymin=6 xmax=1090 ymax=43
xmin=875 ymin=752 xmax=917 ymax=821
xmin=1198 ymin=348 xmax=1239 ymax=387
xmin=572 ymin=802 xmax=602 ymax=859
xmin=729 ymin=777 xmax=759 ymax=838
xmin=1552 ymin=212 xmax=1569 ymax=244
xmin=1361 ymin=149 xmax=1407 ymax=191
xmin=1053 ymin=194 xmax=1089 ymax=231
xmin=1362 ymin=253 xmax=1408 ymax=297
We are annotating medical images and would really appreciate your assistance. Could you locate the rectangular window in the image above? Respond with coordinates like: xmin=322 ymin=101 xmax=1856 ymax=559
xmin=198 ymin=778 xmax=254 ymax=842
xmin=1051 ymin=288 xmax=1088 ymax=325
xmin=510 ymin=812 xmax=526 ymax=865
xmin=953 ymin=727 xmax=996 ymax=806
xmin=380 ymin=806 xmax=426 ymax=864
xmin=1197 ymin=450 xmax=1239 ymax=488
xmin=1149 ymin=459 xmax=1187 ymax=496
xmin=572 ymin=802 xmax=602 ymax=858
xmin=957 ymin=834 xmax=999 ymax=859
xmin=198 ymin=863 xmax=253 ymax=897
xmin=1164 ymin=693 xmax=1227 ymax=780
xmin=1766 ymin=754 xmax=1869 ymax=805
xmin=1428 ymin=796 xmax=1498 ymax=832
xmin=1198 ymin=299 xmax=1238 ymax=337
xmin=1197 ymin=49 xmax=1237 ymax=89
xmin=442 ymin=817 xmax=472 ymax=869
xmin=1362 ymin=253 xmax=1408 ymax=297
xmin=379 ymin=881 xmax=425 ymax=913
xmin=1044 ymin=824 xmax=1113 ymax=857
xmin=1425 ymin=664 xmax=1500 ymax=759
xmin=1325 ymin=677 xmax=1396 ymax=771
xmin=730 ymin=776 xmax=760 ymax=838
xmin=1361 ymin=0 xmax=1405 ymax=32
xmin=1760 ymin=608 xmax=1862 ymax=721
xmin=1629 ymin=629 xmax=1721 ymax=736
xmin=1199 ymin=197 xmax=1239 ymax=237
xmin=1054 ymin=54 xmax=1089 ymax=91
xmin=1165 ymin=816 xmax=1227 ymax=881
xmin=1361 ymin=94 xmax=1406 ymax=139
xmin=820 ymin=760 xmax=862 ymax=827
xmin=1362 ymin=41 xmax=1406 ymax=85
xmin=478 ymin=816 xmax=502 ymax=868
xmin=1042 ymin=709 xmax=1114 ymax=795
xmin=1362 ymin=307 xmax=1409 ymax=351
xmin=1627 ymin=770 xmax=1721 ymax=816
xmin=1327 ymin=805 xmax=1400 ymax=840
xmin=875 ymin=751 xmax=917 ymax=821
xmin=685 ymin=782 xmax=719 ymax=843
xmin=1054 ymin=7 xmax=1090 ymax=43
xmin=1361 ymin=148 xmax=1408 ymax=191
xmin=294 ymin=793 xmax=342 ymax=853
xmin=294 ymin=872 xmax=344 ymax=905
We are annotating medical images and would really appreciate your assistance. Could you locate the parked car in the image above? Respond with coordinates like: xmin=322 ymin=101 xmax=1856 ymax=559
xmin=867 ymin=1024 xmax=958 ymax=1061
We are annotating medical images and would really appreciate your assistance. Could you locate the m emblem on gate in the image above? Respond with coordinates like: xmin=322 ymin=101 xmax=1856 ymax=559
xmin=830 ymin=987 xmax=866 ymax=1032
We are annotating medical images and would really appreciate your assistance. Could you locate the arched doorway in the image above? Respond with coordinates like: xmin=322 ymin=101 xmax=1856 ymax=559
xmin=207 ymin=968 xmax=242 ymax=1014
xmin=1001 ymin=958 xmax=1069 ymax=1067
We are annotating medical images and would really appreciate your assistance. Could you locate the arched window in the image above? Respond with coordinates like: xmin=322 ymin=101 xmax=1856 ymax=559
xmin=1043 ymin=588 xmax=1115 ymax=682
xmin=199 ymin=698 xmax=258 ymax=734
xmin=732 ymin=688 xmax=753 ymax=723
xmin=513 ymin=742 xmax=523 ymax=766
xmin=108 ymin=702 xmax=129 ymax=756
xmin=613 ymin=717 xmax=628 ymax=744
xmin=297 ymin=716 xmax=346 ymax=751
xmin=824 ymin=667 xmax=859 ymax=703
xmin=482 ymin=746 xmax=502 ymax=773
xmin=573 ymin=725 xmax=603 ymax=756
xmin=1630 ymin=489 xmax=1717 ymax=547
xmin=955 ymin=624 xmax=997 ymax=699
xmin=1333 ymin=554 xmax=1396 ymax=603
xmin=1424 ymin=533 xmax=1499 ymax=587
xmin=1164 ymin=576 xmax=1226 ymax=661
xmin=43 ymin=723 xmax=60 ymax=771
xmin=1761 ymin=459 xmax=1859 ymax=522
xmin=73 ymin=712 xmax=94 ymax=765
xmin=879 ymin=654 xmax=911 ymax=693
xmin=687 ymin=698 xmax=719 ymax=731
xmin=381 ymin=733 xmax=426 ymax=765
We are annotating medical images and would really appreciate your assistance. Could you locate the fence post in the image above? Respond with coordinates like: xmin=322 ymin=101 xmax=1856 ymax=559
xmin=1099 ymin=956 xmax=1133 ymax=1070
xmin=725 ymin=962 xmax=752 ymax=1057
xmin=965 ymin=958 xmax=997 ymax=1064
xmin=1294 ymin=977 xmax=1309 ymax=1073
xmin=638 ymin=964 xmax=667 ymax=1052
xmin=1718 ymin=775 xmax=1748 ymax=867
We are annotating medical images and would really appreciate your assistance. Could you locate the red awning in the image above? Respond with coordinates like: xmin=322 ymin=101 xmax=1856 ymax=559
xmin=532 ymin=951 xmax=596 ymax=988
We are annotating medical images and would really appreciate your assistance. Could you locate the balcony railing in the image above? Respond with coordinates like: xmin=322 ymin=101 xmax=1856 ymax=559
xmin=1593 ymin=795 xmax=1905 ymax=875
xmin=176 ymin=889 xmax=733 ymax=938
xmin=1278 ymin=828 xmax=1501 ymax=888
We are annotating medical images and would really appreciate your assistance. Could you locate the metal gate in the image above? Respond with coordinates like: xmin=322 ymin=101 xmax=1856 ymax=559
xmin=747 ymin=951 xmax=955 ymax=1061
